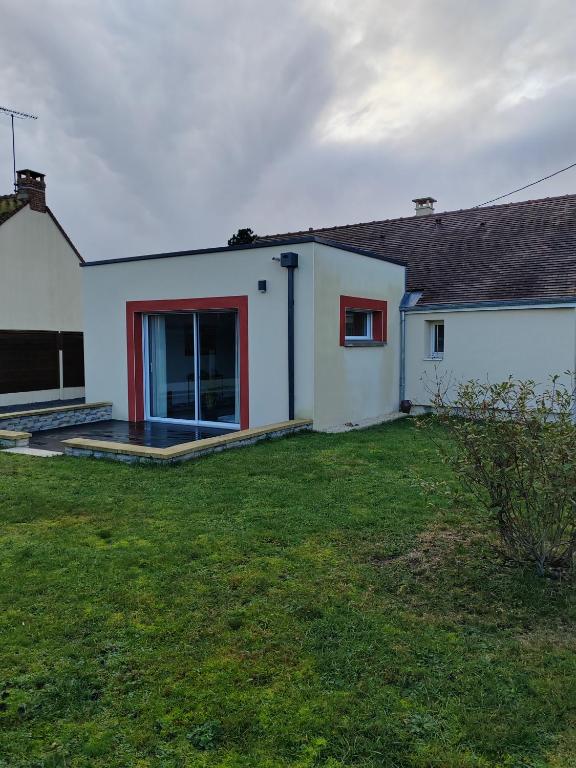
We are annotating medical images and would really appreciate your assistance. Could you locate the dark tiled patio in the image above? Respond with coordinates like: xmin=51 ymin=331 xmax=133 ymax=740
xmin=29 ymin=420 xmax=233 ymax=452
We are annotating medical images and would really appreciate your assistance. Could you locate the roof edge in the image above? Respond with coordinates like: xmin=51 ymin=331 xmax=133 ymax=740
xmin=0 ymin=200 xmax=28 ymax=226
xmin=82 ymin=235 xmax=406 ymax=268
xmin=312 ymin=236 xmax=406 ymax=266
xmin=260 ymin=191 xmax=576 ymax=241
xmin=46 ymin=208 xmax=84 ymax=263
xmin=0 ymin=202 xmax=84 ymax=263
xmin=404 ymin=297 xmax=576 ymax=312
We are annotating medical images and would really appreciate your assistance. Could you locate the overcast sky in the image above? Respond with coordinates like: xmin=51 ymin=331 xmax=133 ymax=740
xmin=2 ymin=0 xmax=576 ymax=261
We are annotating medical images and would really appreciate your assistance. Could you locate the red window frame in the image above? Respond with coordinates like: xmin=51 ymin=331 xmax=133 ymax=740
xmin=339 ymin=295 xmax=387 ymax=346
xmin=126 ymin=296 xmax=249 ymax=428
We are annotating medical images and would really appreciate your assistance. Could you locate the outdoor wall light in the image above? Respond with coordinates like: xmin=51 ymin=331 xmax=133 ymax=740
xmin=258 ymin=280 xmax=267 ymax=293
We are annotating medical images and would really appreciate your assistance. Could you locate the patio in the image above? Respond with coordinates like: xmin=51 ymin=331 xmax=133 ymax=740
xmin=28 ymin=419 xmax=232 ymax=452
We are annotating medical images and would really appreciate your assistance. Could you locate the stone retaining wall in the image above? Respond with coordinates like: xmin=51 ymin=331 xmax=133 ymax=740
xmin=0 ymin=403 xmax=112 ymax=433
xmin=64 ymin=420 xmax=313 ymax=464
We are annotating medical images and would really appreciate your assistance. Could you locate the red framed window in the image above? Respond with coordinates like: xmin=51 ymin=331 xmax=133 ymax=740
xmin=339 ymin=296 xmax=387 ymax=346
xmin=126 ymin=296 xmax=249 ymax=428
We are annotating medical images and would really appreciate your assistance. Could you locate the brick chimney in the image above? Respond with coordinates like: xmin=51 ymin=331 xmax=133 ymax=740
xmin=412 ymin=196 xmax=436 ymax=216
xmin=16 ymin=169 xmax=46 ymax=212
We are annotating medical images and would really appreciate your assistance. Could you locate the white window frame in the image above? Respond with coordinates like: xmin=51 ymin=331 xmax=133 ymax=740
xmin=345 ymin=309 xmax=374 ymax=341
xmin=429 ymin=320 xmax=444 ymax=359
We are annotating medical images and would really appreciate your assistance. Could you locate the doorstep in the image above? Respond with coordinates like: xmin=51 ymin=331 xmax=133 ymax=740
xmin=2 ymin=447 xmax=63 ymax=458
xmin=62 ymin=419 xmax=313 ymax=464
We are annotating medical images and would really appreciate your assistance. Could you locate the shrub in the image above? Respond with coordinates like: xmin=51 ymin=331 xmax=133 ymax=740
xmin=429 ymin=375 xmax=576 ymax=575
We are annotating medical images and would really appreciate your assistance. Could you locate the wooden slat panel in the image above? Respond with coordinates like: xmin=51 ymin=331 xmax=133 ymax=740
xmin=0 ymin=330 xmax=59 ymax=394
xmin=62 ymin=332 xmax=85 ymax=388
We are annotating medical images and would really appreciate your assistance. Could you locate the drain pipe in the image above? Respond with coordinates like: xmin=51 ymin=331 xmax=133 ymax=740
xmin=399 ymin=306 xmax=407 ymax=404
xmin=399 ymin=291 xmax=422 ymax=413
xmin=280 ymin=252 xmax=299 ymax=420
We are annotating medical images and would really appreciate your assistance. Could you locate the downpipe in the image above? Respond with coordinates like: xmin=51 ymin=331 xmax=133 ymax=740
xmin=399 ymin=306 xmax=413 ymax=414
xmin=399 ymin=307 xmax=406 ymax=403
xmin=280 ymin=252 xmax=299 ymax=420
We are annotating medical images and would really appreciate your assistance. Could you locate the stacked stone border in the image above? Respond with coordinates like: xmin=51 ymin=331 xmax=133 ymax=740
xmin=0 ymin=402 xmax=113 ymax=433
xmin=0 ymin=429 xmax=32 ymax=448
xmin=63 ymin=419 xmax=313 ymax=464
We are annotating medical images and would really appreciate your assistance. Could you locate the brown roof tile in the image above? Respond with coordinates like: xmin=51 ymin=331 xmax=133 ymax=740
xmin=0 ymin=194 xmax=26 ymax=226
xmin=259 ymin=194 xmax=576 ymax=305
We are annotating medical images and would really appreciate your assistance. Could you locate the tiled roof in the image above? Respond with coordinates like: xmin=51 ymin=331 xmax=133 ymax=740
xmin=0 ymin=194 xmax=26 ymax=226
xmin=259 ymin=194 xmax=576 ymax=305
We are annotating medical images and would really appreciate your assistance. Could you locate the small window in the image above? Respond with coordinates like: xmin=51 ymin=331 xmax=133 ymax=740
xmin=430 ymin=321 xmax=444 ymax=358
xmin=340 ymin=296 xmax=387 ymax=346
xmin=345 ymin=309 xmax=373 ymax=341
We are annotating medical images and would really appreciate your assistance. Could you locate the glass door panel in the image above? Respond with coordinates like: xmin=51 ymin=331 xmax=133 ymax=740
xmin=146 ymin=310 xmax=238 ymax=426
xmin=198 ymin=311 xmax=238 ymax=425
xmin=148 ymin=315 xmax=167 ymax=417
xmin=147 ymin=314 xmax=196 ymax=420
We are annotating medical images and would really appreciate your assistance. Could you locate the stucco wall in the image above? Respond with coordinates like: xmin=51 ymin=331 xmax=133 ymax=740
xmin=312 ymin=243 xmax=405 ymax=430
xmin=0 ymin=206 xmax=83 ymax=331
xmin=405 ymin=306 xmax=576 ymax=405
xmin=83 ymin=243 xmax=315 ymax=426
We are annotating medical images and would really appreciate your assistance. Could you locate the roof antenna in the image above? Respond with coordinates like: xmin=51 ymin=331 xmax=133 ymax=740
xmin=0 ymin=105 xmax=38 ymax=192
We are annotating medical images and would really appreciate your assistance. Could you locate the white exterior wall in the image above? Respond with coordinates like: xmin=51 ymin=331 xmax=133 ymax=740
xmin=405 ymin=306 xmax=576 ymax=406
xmin=0 ymin=206 xmax=83 ymax=331
xmin=0 ymin=205 xmax=84 ymax=406
xmin=312 ymin=243 xmax=405 ymax=431
xmin=83 ymin=243 xmax=315 ymax=426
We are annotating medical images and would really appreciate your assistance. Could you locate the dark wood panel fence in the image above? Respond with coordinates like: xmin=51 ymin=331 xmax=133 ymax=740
xmin=62 ymin=332 xmax=85 ymax=388
xmin=0 ymin=330 xmax=85 ymax=394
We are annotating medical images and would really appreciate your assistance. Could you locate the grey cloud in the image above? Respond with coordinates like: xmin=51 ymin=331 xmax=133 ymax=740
xmin=1 ymin=1 xmax=576 ymax=259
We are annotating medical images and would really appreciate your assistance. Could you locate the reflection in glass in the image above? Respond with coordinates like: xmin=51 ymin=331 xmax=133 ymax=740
xmin=147 ymin=311 xmax=238 ymax=425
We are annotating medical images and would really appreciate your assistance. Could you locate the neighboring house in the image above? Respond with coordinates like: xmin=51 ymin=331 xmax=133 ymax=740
xmin=262 ymin=194 xmax=576 ymax=410
xmin=81 ymin=193 xmax=576 ymax=433
xmin=0 ymin=169 xmax=84 ymax=407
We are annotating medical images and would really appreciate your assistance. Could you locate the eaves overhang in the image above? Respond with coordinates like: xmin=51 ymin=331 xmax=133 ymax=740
xmin=404 ymin=297 xmax=576 ymax=313
xmin=82 ymin=235 xmax=406 ymax=269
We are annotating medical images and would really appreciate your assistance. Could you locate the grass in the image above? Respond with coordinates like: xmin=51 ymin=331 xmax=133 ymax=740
xmin=0 ymin=419 xmax=574 ymax=767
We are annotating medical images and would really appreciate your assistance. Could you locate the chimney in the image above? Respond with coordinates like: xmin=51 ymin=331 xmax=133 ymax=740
xmin=16 ymin=169 xmax=46 ymax=212
xmin=412 ymin=196 xmax=436 ymax=216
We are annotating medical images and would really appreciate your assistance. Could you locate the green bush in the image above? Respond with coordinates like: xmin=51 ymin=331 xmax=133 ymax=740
xmin=430 ymin=375 xmax=576 ymax=575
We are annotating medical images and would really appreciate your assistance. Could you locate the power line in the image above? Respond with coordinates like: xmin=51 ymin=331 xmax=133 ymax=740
xmin=0 ymin=105 xmax=38 ymax=191
xmin=475 ymin=160 xmax=576 ymax=208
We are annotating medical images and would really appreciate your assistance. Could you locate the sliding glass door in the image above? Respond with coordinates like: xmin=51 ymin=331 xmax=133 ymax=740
xmin=145 ymin=311 xmax=239 ymax=428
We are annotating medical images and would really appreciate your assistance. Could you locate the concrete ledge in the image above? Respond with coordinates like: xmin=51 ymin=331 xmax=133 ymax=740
xmin=0 ymin=402 xmax=113 ymax=433
xmin=0 ymin=401 xmax=111 ymax=420
xmin=63 ymin=419 xmax=313 ymax=464
xmin=0 ymin=429 xmax=32 ymax=448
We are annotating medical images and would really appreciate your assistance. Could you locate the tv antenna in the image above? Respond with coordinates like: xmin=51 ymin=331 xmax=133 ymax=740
xmin=0 ymin=105 xmax=38 ymax=191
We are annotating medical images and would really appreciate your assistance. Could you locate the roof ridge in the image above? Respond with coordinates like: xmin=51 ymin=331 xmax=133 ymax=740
xmin=261 ymin=191 xmax=576 ymax=240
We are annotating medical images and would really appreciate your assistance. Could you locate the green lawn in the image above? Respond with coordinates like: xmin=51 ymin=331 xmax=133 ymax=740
xmin=0 ymin=420 xmax=574 ymax=768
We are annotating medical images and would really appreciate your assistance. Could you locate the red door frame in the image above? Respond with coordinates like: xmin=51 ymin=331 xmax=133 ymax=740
xmin=126 ymin=296 xmax=249 ymax=429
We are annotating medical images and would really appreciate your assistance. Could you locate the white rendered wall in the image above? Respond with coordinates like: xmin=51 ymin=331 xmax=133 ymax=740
xmin=404 ymin=306 xmax=576 ymax=406
xmin=82 ymin=243 xmax=315 ymax=426
xmin=312 ymin=243 xmax=406 ymax=431
xmin=0 ymin=205 xmax=83 ymax=331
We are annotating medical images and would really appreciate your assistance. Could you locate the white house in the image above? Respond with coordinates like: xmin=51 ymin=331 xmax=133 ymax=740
xmin=0 ymin=169 xmax=84 ymax=407
xmin=83 ymin=240 xmax=405 ymax=432
xmin=81 ymin=193 xmax=576 ymax=437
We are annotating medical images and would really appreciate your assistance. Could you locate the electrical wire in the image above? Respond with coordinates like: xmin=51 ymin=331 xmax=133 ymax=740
xmin=474 ymin=160 xmax=576 ymax=207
